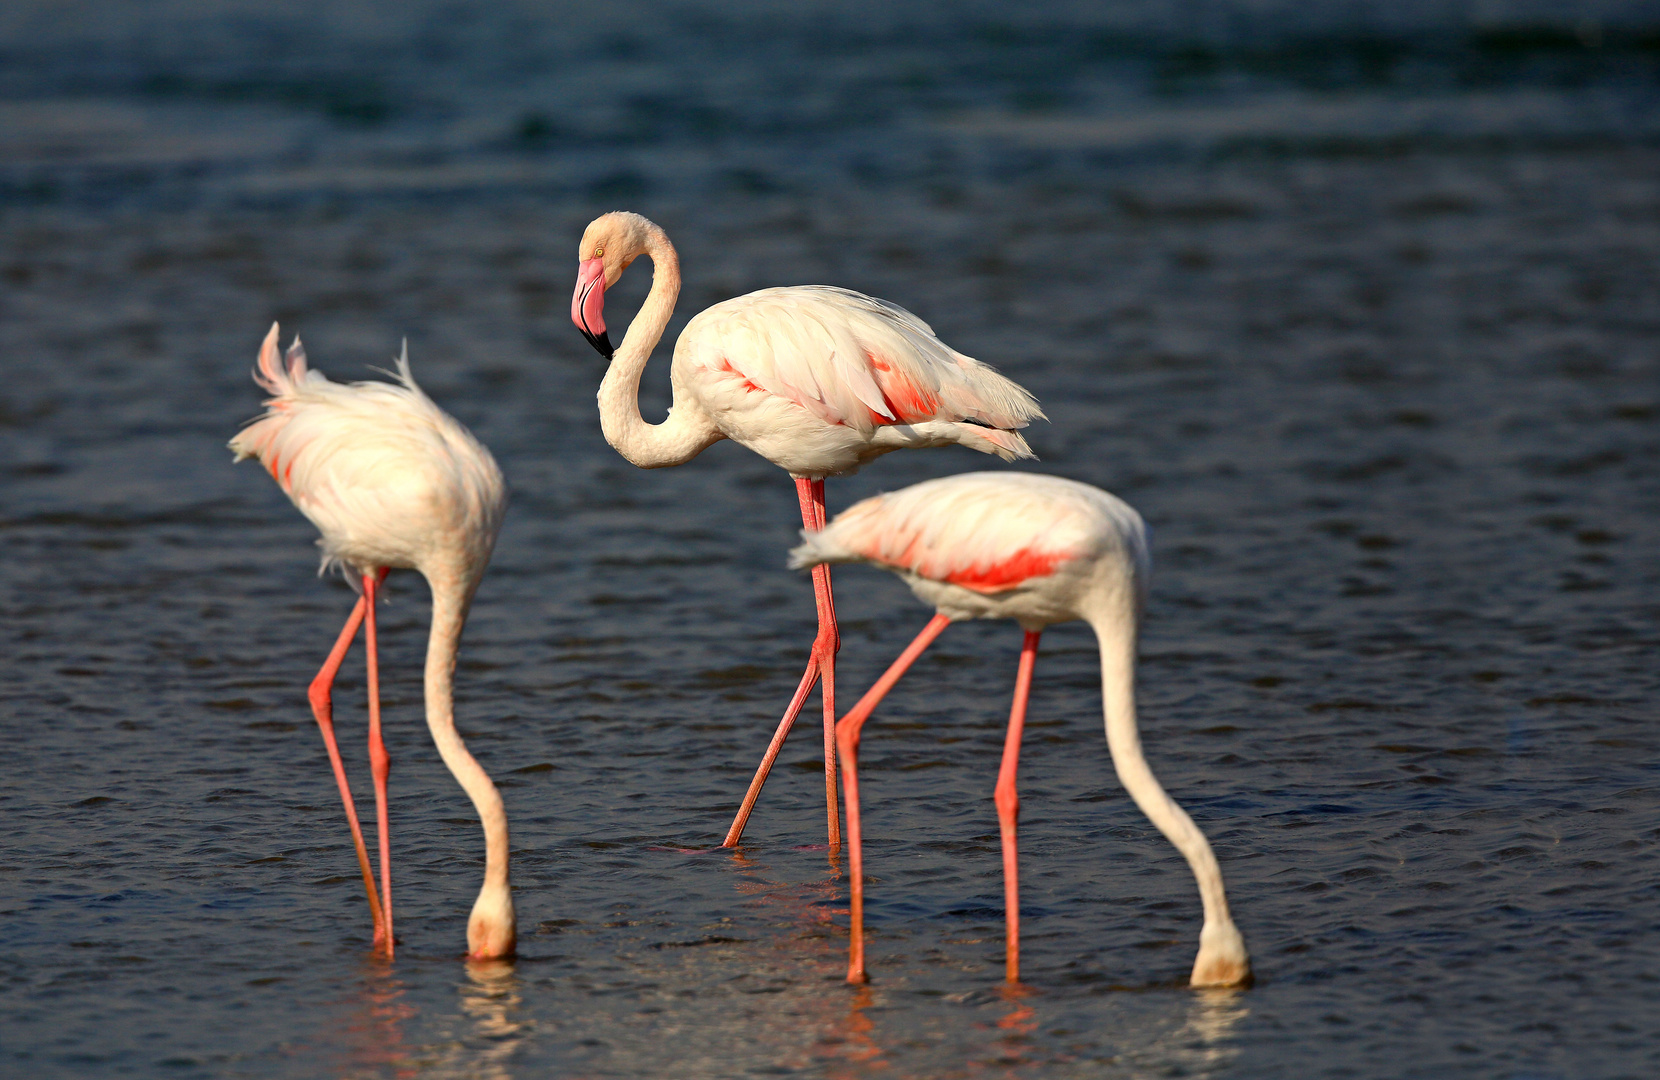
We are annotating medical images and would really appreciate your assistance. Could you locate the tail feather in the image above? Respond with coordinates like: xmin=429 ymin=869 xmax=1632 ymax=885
xmin=962 ymin=424 xmax=1035 ymax=462
xmin=231 ymin=323 xmax=307 ymax=465
xmin=252 ymin=322 xmax=309 ymax=397
xmin=286 ymin=337 xmax=308 ymax=382
xmin=787 ymin=528 xmax=840 ymax=571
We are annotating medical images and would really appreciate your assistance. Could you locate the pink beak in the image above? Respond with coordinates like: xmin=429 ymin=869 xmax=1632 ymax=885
xmin=572 ymin=257 xmax=612 ymax=358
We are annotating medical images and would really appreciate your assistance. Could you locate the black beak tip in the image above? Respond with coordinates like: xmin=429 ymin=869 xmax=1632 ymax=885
xmin=581 ymin=328 xmax=614 ymax=360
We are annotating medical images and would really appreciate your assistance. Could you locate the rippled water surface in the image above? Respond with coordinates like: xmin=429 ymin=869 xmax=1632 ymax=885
xmin=3 ymin=2 xmax=1659 ymax=1077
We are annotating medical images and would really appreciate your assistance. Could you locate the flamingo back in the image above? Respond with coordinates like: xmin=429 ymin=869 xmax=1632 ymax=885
xmin=679 ymin=286 xmax=1043 ymax=440
xmin=790 ymin=472 xmax=1148 ymax=597
xmin=230 ymin=325 xmax=506 ymax=578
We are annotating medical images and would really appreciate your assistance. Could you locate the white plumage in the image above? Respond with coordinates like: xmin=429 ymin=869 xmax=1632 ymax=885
xmin=791 ymin=471 xmax=1250 ymax=989
xmin=572 ymin=213 xmax=1043 ymax=479
xmin=790 ymin=471 xmax=1148 ymax=626
xmin=230 ymin=323 xmax=516 ymax=961
xmin=230 ymin=330 xmax=504 ymax=580
xmin=571 ymin=211 xmax=1046 ymax=849
xmin=679 ymin=285 xmax=1040 ymax=470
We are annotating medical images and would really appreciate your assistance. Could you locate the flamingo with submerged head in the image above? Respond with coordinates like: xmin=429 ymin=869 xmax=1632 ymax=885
xmin=570 ymin=211 xmax=1044 ymax=847
xmin=230 ymin=324 xmax=515 ymax=960
xmin=789 ymin=471 xmax=1250 ymax=987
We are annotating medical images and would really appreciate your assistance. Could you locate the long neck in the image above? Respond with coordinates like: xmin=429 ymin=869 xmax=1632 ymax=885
xmin=596 ymin=231 xmax=721 ymax=468
xmin=423 ymin=569 xmax=508 ymax=891
xmin=1086 ymin=593 xmax=1233 ymax=932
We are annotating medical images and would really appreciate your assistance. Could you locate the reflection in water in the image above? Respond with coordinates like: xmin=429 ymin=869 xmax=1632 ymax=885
xmin=341 ymin=958 xmax=528 ymax=1080
xmin=329 ymin=960 xmax=417 ymax=1080
xmin=823 ymin=984 xmax=887 ymax=1078
xmin=725 ymin=848 xmax=875 ymax=1075
xmin=711 ymin=839 xmax=1256 ymax=1078
xmin=710 ymin=848 xmax=1251 ymax=1079
xmin=439 ymin=959 xmax=528 ymax=1080
xmin=458 ymin=962 xmax=527 ymax=1080
xmin=728 ymin=845 xmax=844 ymax=937
xmin=994 ymin=981 xmax=1038 ymax=1066
xmin=1121 ymin=988 xmax=1249 ymax=1079
xmin=963 ymin=984 xmax=1248 ymax=1079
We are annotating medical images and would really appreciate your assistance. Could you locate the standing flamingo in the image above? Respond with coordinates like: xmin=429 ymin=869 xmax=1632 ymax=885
xmin=570 ymin=211 xmax=1044 ymax=847
xmin=230 ymin=323 xmax=515 ymax=960
xmin=788 ymin=471 xmax=1250 ymax=987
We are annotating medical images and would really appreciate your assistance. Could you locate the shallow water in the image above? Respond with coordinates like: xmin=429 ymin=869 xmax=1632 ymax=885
xmin=3 ymin=2 xmax=1659 ymax=1077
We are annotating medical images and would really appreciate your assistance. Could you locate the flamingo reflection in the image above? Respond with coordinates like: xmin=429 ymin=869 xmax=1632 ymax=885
xmin=327 ymin=963 xmax=416 ymax=1079
xmin=823 ymin=985 xmax=887 ymax=1078
xmin=449 ymin=959 xmax=529 ymax=1080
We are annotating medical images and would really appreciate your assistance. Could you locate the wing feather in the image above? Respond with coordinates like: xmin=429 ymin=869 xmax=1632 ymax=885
xmin=791 ymin=473 xmax=1147 ymax=594
xmin=682 ymin=286 xmax=1042 ymax=434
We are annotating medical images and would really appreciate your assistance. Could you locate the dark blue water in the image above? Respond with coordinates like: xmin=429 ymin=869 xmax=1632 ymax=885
xmin=3 ymin=2 xmax=1658 ymax=1076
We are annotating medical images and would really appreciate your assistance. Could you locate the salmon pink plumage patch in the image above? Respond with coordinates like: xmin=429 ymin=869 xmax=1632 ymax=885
xmin=713 ymin=356 xmax=765 ymax=395
xmin=867 ymin=351 xmax=941 ymax=424
xmin=942 ymin=547 xmax=1070 ymax=593
xmin=858 ymin=530 xmax=1074 ymax=594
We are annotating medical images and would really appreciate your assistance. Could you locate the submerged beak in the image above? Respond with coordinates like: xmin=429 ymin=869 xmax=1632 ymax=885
xmin=572 ymin=257 xmax=613 ymax=359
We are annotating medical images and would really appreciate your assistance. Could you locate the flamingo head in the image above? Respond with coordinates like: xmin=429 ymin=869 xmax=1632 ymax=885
xmin=466 ymin=881 xmax=517 ymax=960
xmin=572 ymin=211 xmax=664 ymax=360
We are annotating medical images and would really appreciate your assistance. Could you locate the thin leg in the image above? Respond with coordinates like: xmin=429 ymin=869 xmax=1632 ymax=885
xmin=837 ymin=612 xmax=952 ymax=984
xmin=721 ymin=477 xmax=842 ymax=848
xmin=722 ymin=654 xmax=818 ymax=847
xmin=306 ymin=596 xmax=385 ymax=945
xmin=806 ymin=478 xmax=842 ymax=850
xmin=363 ymin=571 xmax=393 ymax=956
xmin=996 ymin=630 xmax=1040 ymax=983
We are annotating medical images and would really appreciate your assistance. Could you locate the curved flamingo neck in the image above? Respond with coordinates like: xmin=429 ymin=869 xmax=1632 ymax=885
xmin=422 ymin=568 xmax=509 ymax=893
xmin=596 ymin=229 xmax=721 ymax=468
xmin=1084 ymin=592 xmax=1235 ymax=933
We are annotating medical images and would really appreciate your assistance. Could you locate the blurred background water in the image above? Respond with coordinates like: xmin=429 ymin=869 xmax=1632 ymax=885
xmin=2 ymin=1 xmax=1658 ymax=1077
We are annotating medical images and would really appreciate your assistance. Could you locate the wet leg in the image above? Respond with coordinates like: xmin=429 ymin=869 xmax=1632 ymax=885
xmin=722 ymin=655 xmax=818 ymax=847
xmin=807 ymin=478 xmax=842 ymax=849
xmin=363 ymin=571 xmax=393 ymax=956
xmin=721 ymin=477 xmax=841 ymax=847
xmin=306 ymin=596 xmax=384 ymax=944
xmin=996 ymin=631 xmax=1040 ymax=983
xmin=837 ymin=612 xmax=951 ymax=983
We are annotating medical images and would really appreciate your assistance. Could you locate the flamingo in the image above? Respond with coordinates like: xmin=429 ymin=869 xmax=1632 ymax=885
xmin=787 ymin=471 xmax=1250 ymax=987
xmin=229 ymin=323 xmax=515 ymax=960
xmin=570 ymin=211 xmax=1044 ymax=848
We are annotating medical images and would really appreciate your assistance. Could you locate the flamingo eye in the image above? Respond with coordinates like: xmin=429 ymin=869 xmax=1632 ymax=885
xmin=593 ymin=246 xmax=604 ymax=258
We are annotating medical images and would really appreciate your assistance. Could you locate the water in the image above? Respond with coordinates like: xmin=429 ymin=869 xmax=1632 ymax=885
xmin=3 ymin=2 xmax=1658 ymax=1076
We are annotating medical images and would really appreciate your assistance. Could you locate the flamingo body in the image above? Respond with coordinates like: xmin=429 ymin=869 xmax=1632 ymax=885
xmin=231 ymin=333 xmax=505 ymax=579
xmin=675 ymin=285 xmax=1040 ymax=477
xmin=572 ymin=212 xmax=1044 ymax=847
xmin=791 ymin=472 xmax=1250 ymax=988
xmin=791 ymin=471 xmax=1147 ymax=626
xmin=231 ymin=324 xmax=515 ymax=960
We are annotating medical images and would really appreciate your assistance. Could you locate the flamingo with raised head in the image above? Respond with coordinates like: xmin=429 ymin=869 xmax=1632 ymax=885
xmin=570 ymin=211 xmax=1044 ymax=847
xmin=230 ymin=324 xmax=515 ymax=960
xmin=788 ymin=471 xmax=1250 ymax=987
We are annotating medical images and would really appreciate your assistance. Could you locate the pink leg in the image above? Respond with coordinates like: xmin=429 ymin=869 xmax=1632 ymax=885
xmin=837 ymin=612 xmax=952 ymax=984
xmin=363 ymin=571 xmax=393 ymax=956
xmin=722 ymin=654 xmax=819 ymax=847
xmin=997 ymin=630 xmax=1040 ymax=983
xmin=722 ymin=477 xmax=843 ymax=848
xmin=306 ymin=596 xmax=385 ymax=945
xmin=805 ymin=478 xmax=842 ymax=850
